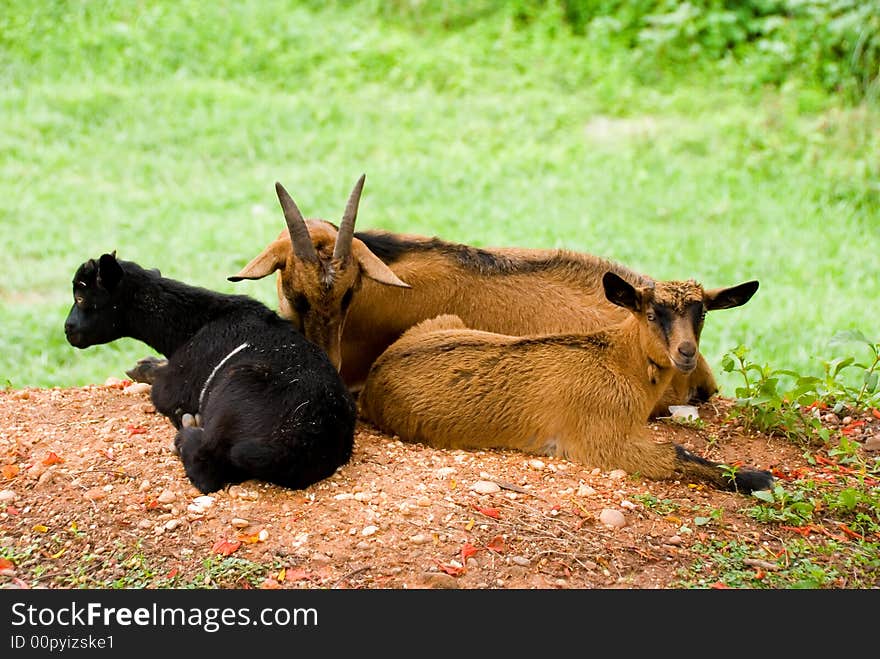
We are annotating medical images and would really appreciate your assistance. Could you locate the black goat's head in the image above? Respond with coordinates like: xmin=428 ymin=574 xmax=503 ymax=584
xmin=64 ymin=252 xmax=128 ymax=349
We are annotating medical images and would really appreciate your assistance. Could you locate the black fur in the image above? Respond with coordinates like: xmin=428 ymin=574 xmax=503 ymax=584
xmin=64 ymin=253 xmax=356 ymax=494
xmin=357 ymin=230 xmax=597 ymax=277
xmin=674 ymin=445 xmax=774 ymax=494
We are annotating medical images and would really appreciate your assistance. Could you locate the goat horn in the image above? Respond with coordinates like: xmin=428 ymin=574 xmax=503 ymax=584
xmin=275 ymin=182 xmax=318 ymax=263
xmin=332 ymin=174 xmax=365 ymax=262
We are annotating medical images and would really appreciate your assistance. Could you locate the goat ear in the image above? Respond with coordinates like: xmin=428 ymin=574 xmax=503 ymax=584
xmin=228 ymin=240 xmax=287 ymax=282
xmin=352 ymin=239 xmax=411 ymax=288
xmin=704 ymin=280 xmax=759 ymax=311
xmin=97 ymin=252 xmax=124 ymax=291
xmin=603 ymin=272 xmax=642 ymax=313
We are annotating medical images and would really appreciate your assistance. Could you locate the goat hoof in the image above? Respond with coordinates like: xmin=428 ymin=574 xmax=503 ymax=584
xmin=195 ymin=413 xmax=202 ymax=427
xmin=182 ymin=413 xmax=196 ymax=428
xmin=125 ymin=355 xmax=168 ymax=384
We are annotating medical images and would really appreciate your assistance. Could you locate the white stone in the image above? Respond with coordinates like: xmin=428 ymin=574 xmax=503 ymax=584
xmin=157 ymin=490 xmax=176 ymax=504
xmin=123 ymin=382 xmax=152 ymax=395
xmin=608 ymin=469 xmax=627 ymax=480
xmin=361 ymin=525 xmax=378 ymax=536
xmin=666 ymin=535 xmax=683 ymax=546
xmin=528 ymin=459 xmax=545 ymax=470
xmin=164 ymin=519 xmax=180 ymax=531
xmin=353 ymin=492 xmax=373 ymax=502
xmin=409 ymin=534 xmax=429 ymax=545
xmin=230 ymin=518 xmax=249 ymax=529
xmin=510 ymin=555 xmax=530 ymax=566
xmin=193 ymin=496 xmax=215 ymax=509
xmin=435 ymin=467 xmax=456 ymax=478
xmin=620 ymin=500 xmax=638 ymax=510
xmin=187 ymin=504 xmax=205 ymax=514
xmin=334 ymin=493 xmax=354 ymax=500
xmin=0 ymin=490 xmax=17 ymax=503
xmin=577 ymin=484 xmax=596 ymax=497
xmin=258 ymin=529 xmax=269 ymax=542
xmin=470 ymin=480 xmax=501 ymax=494
xmin=599 ymin=508 xmax=626 ymax=529
xmin=669 ymin=405 xmax=700 ymax=420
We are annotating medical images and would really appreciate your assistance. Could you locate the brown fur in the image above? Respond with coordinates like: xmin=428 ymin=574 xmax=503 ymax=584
xmin=232 ymin=218 xmax=721 ymax=418
xmin=359 ymin=275 xmax=772 ymax=493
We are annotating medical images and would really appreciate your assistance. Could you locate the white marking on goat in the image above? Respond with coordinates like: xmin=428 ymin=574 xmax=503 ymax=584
xmin=198 ymin=342 xmax=250 ymax=410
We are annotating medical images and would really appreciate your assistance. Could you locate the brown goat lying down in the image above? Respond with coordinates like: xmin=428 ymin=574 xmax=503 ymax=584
xmin=230 ymin=188 xmax=725 ymax=418
xmin=360 ymin=272 xmax=773 ymax=493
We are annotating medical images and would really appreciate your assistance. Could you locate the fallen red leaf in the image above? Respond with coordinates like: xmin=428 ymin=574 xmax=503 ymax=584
xmin=872 ymin=408 xmax=880 ymax=420
xmin=485 ymin=535 xmax=506 ymax=553
xmin=166 ymin=567 xmax=179 ymax=579
xmin=753 ymin=568 xmax=766 ymax=580
xmin=710 ymin=582 xmax=731 ymax=589
xmin=472 ymin=504 xmax=500 ymax=519
xmin=460 ymin=542 xmax=480 ymax=563
xmin=211 ymin=539 xmax=241 ymax=556
xmin=42 ymin=452 xmax=63 ymax=466
xmin=841 ymin=420 xmax=867 ymax=435
xmin=1 ymin=464 xmax=19 ymax=479
xmin=145 ymin=499 xmax=159 ymax=510
xmin=436 ymin=562 xmax=466 ymax=576
xmin=0 ymin=557 xmax=14 ymax=570
xmin=6 ymin=506 xmax=20 ymax=516
xmin=838 ymin=524 xmax=864 ymax=541
xmin=127 ymin=426 xmax=148 ymax=436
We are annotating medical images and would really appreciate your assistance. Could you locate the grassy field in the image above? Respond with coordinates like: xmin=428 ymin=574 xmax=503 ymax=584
xmin=1 ymin=1 xmax=878 ymax=393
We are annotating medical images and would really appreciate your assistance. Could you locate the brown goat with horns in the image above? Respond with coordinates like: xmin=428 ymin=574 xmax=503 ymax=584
xmin=359 ymin=272 xmax=773 ymax=493
xmin=227 ymin=176 xmax=725 ymax=418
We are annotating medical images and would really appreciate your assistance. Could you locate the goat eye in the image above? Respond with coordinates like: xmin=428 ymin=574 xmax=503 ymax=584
xmin=646 ymin=311 xmax=656 ymax=321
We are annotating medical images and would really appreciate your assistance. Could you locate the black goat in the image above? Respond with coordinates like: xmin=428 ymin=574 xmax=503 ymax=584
xmin=64 ymin=252 xmax=356 ymax=494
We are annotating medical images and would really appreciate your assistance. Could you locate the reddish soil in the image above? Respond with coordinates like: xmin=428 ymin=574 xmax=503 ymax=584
xmin=0 ymin=381 xmax=872 ymax=589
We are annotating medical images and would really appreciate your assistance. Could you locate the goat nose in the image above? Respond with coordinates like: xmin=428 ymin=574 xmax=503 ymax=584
xmin=678 ymin=342 xmax=696 ymax=359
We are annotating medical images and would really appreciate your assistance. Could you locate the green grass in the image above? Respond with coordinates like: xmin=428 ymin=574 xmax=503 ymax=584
xmin=1 ymin=1 xmax=877 ymax=391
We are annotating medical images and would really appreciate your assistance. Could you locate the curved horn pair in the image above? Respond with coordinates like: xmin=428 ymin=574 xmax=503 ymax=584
xmin=274 ymin=174 xmax=366 ymax=264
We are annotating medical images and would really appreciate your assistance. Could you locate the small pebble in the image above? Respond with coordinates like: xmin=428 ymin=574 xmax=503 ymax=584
xmin=157 ymin=490 xmax=176 ymax=504
xmin=470 ymin=480 xmax=501 ymax=494
xmin=193 ymin=496 xmax=215 ymax=509
xmin=84 ymin=487 xmax=106 ymax=501
xmin=356 ymin=541 xmax=370 ymax=550
xmin=334 ymin=493 xmax=354 ymax=501
xmin=666 ymin=535 xmax=683 ymax=546
xmin=577 ymin=484 xmax=596 ymax=497
xmin=231 ymin=518 xmax=249 ymax=529
xmin=435 ymin=467 xmax=456 ymax=478
xmin=123 ymin=382 xmax=151 ymax=395
xmin=863 ymin=436 xmax=880 ymax=451
xmin=510 ymin=556 xmax=531 ymax=567
xmin=599 ymin=508 xmax=626 ymax=529
xmin=528 ymin=459 xmax=545 ymax=470
xmin=620 ymin=500 xmax=638 ymax=510
xmin=417 ymin=497 xmax=432 ymax=507
xmin=409 ymin=534 xmax=429 ymax=545
xmin=608 ymin=469 xmax=627 ymax=480
xmin=258 ymin=529 xmax=269 ymax=542
xmin=353 ymin=492 xmax=373 ymax=502
xmin=361 ymin=525 xmax=378 ymax=536
xmin=138 ymin=480 xmax=151 ymax=492
xmin=164 ymin=519 xmax=180 ymax=531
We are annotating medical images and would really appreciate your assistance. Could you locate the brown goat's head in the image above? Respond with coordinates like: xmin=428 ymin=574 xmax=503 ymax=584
xmin=229 ymin=175 xmax=410 ymax=370
xmin=602 ymin=272 xmax=758 ymax=374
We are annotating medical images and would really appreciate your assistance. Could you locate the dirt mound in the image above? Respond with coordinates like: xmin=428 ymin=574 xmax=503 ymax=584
xmin=0 ymin=383 xmax=830 ymax=589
